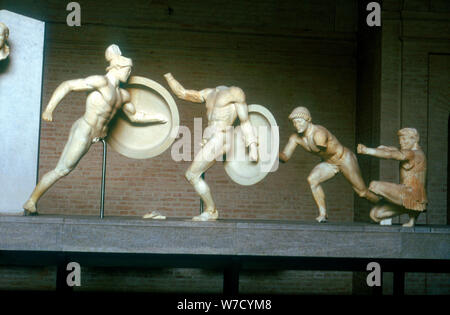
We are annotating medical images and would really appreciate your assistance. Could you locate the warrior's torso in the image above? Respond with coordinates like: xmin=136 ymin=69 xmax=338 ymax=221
xmin=300 ymin=125 xmax=345 ymax=163
xmin=400 ymin=148 xmax=427 ymax=210
xmin=83 ymin=83 xmax=124 ymax=139
xmin=204 ymin=87 xmax=239 ymax=130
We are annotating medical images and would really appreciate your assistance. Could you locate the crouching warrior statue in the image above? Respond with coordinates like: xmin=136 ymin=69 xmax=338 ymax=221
xmin=280 ymin=107 xmax=380 ymax=222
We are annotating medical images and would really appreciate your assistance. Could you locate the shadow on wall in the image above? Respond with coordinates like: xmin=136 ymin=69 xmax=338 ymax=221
xmin=0 ymin=54 xmax=10 ymax=73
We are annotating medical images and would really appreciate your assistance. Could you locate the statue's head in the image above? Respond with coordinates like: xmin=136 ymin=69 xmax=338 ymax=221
xmin=0 ymin=22 xmax=8 ymax=48
xmin=289 ymin=106 xmax=311 ymax=133
xmin=398 ymin=128 xmax=419 ymax=150
xmin=216 ymin=85 xmax=228 ymax=91
xmin=0 ymin=22 xmax=9 ymax=60
xmin=105 ymin=44 xmax=133 ymax=83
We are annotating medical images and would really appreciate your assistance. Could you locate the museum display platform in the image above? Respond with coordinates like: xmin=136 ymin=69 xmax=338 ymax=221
xmin=1 ymin=215 xmax=449 ymax=258
xmin=1 ymin=215 xmax=449 ymax=294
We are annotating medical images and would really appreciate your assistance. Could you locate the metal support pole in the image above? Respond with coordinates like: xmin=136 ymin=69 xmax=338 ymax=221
xmin=200 ymin=173 xmax=205 ymax=214
xmin=100 ymin=139 xmax=107 ymax=219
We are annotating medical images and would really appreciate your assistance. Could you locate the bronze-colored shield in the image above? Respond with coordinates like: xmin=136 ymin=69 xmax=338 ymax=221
xmin=224 ymin=104 xmax=279 ymax=186
xmin=107 ymin=76 xmax=179 ymax=159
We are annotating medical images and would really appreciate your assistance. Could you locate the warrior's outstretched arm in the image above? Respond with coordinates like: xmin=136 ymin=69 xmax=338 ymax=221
xmin=120 ymin=88 xmax=167 ymax=124
xmin=357 ymin=144 xmax=408 ymax=161
xmin=122 ymin=102 xmax=167 ymax=124
xmin=236 ymin=103 xmax=257 ymax=148
xmin=164 ymin=73 xmax=210 ymax=103
xmin=234 ymin=88 xmax=258 ymax=162
xmin=279 ymin=134 xmax=299 ymax=162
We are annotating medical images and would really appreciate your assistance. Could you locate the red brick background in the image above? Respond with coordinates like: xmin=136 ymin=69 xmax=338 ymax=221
xmin=1 ymin=0 xmax=448 ymax=295
xmin=30 ymin=4 xmax=359 ymax=222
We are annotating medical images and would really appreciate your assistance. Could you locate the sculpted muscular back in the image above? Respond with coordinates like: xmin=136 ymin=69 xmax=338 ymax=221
xmin=206 ymin=87 xmax=240 ymax=128
xmin=164 ymin=73 xmax=258 ymax=221
xmin=23 ymin=45 xmax=166 ymax=214
xmin=45 ymin=74 xmax=130 ymax=140
xmin=280 ymin=107 xmax=379 ymax=222
xmin=82 ymin=76 xmax=128 ymax=140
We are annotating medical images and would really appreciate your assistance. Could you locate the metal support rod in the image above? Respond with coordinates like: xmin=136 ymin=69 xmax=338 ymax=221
xmin=100 ymin=139 xmax=107 ymax=219
xmin=200 ymin=172 xmax=205 ymax=214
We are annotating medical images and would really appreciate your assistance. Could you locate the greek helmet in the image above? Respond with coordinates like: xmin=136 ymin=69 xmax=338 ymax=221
xmin=105 ymin=44 xmax=133 ymax=71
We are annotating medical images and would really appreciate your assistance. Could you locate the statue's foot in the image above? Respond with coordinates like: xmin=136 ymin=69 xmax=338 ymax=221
xmin=23 ymin=200 xmax=38 ymax=216
xmin=315 ymin=215 xmax=327 ymax=223
xmin=402 ymin=220 xmax=415 ymax=228
xmin=192 ymin=210 xmax=219 ymax=221
xmin=24 ymin=210 xmax=39 ymax=216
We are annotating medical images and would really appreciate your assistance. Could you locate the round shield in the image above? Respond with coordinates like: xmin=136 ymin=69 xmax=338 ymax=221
xmin=224 ymin=104 xmax=279 ymax=186
xmin=107 ymin=76 xmax=179 ymax=159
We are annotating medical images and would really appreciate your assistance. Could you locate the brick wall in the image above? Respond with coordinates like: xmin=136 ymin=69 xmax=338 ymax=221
xmin=2 ymin=0 xmax=448 ymax=295
xmin=354 ymin=0 xmax=450 ymax=225
xmin=0 ymin=0 xmax=360 ymax=222
xmin=0 ymin=266 xmax=355 ymax=295
xmin=353 ymin=0 xmax=450 ymax=295
xmin=1 ymin=0 xmax=359 ymax=294
xmin=74 ymin=267 xmax=224 ymax=293
xmin=240 ymin=270 xmax=353 ymax=295
xmin=35 ymin=25 xmax=358 ymax=221
xmin=0 ymin=266 xmax=56 ymax=291
xmin=354 ymin=0 xmax=382 ymax=222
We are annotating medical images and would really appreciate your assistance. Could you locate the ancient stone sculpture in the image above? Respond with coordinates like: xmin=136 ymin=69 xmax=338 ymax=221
xmin=279 ymin=107 xmax=379 ymax=222
xmin=107 ymin=76 xmax=180 ymax=160
xmin=164 ymin=73 xmax=258 ymax=221
xmin=357 ymin=128 xmax=427 ymax=227
xmin=142 ymin=210 xmax=166 ymax=220
xmin=23 ymin=45 xmax=167 ymax=215
xmin=224 ymin=104 xmax=279 ymax=186
xmin=0 ymin=22 xmax=10 ymax=60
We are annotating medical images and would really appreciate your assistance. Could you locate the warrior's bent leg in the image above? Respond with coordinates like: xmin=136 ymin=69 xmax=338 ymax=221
xmin=369 ymin=201 xmax=405 ymax=223
xmin=369 ymin=181 xmax=404 ymax=206
xmin=185 ymin=166 xmax=218 ymax=221
xmin=307 ymin=162 xmax=339 ymax=222
xmin=186 ymin=132 xmax=227 ymax=221
xmin=23 ymin=167 xmax=72 ymax=214
xmin=23 ymin=119 xmax=92 ymax=214
xmin=339 ymin=150 xmax=380 ymax=204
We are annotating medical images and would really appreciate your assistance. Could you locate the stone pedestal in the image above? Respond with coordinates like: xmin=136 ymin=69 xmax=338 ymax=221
xmin=0 ymin=10 xmax=45 ymax=215
xmin=0 ymin=216 xmax=448 ymax=260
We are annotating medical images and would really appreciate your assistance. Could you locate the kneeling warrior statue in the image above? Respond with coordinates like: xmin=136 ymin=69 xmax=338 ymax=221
xmin=358 ymin=128 xmax=427 ymax=227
